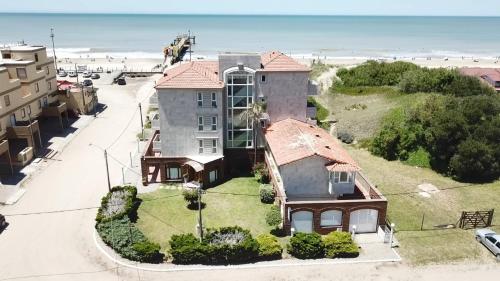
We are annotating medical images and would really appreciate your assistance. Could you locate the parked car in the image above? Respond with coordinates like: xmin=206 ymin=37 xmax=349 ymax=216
xmin=91 ymin=73 xmax=100 ymax=79
xmin=58 ymin=70 xmax=67 ymax=77
xmin=68 ymin=71 xmax=77 ymax=77
xmin=0 ymin=214 xmax=6 ymax=230
xmin=117 ymin=77 xmax=126 ymax=85
xmin=475 ymin=228 xmax=500 ymax=261
xmin=82 ymin=79 xmax=93 ymax=87
xmin=82 ymin=71 xmax=92 ymax=78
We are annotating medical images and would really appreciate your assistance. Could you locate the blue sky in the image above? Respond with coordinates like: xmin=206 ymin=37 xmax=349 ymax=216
xmin=1 ymin=0 xmax=499 ymax=16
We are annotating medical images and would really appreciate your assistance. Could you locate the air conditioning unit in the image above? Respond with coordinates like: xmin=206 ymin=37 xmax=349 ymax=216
xmin=17 ymin=146 xmax=34 ymax=165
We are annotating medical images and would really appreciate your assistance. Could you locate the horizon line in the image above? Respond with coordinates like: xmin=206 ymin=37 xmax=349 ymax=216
xmin=1 ymin=11 xmax=500 ymax=17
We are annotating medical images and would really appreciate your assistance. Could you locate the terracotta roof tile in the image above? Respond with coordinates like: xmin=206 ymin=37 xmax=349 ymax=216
xmin=264 ymin=118 xmax=359 ymax=170
xmin=460 ymin=67 xmax=500 ymax=81
xmin=156 ymin=61 xmax=223 ymax=89
xmin=261 ymin=51 xmax=310 ymax=72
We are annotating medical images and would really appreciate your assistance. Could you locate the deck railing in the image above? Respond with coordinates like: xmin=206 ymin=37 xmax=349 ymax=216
xmin=356 ymin=172 xmax=381 ymax=199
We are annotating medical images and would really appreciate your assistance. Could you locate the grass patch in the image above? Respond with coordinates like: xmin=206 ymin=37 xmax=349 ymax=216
xmin=345 ymin=146 xmax=500 ymax=265
xmin=135 ymin=177 xmax=274 ymax=251
xmin=307 ymin=96 xmax=329 ymax=121
xmin=404 ymin=147 xmax=431 ymax=168
xmin=310 ymin=62 xmax=333 ymax=80
xmin=331 ymin=85 xmax=401 ymax=96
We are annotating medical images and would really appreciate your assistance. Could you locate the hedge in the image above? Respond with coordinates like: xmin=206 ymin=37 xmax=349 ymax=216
xmin=256 ymin=234 xmax=282 ymax=260
xmin=95 ymin=186 xmax=138 ymax=224
xmin=287 ymin=232 xmax=324 ymax=259
xmin=259 ymin=185 xmax=275 ymax=204
xmin=265 ymin=205 xmax=282 ymax=228
xmin=323 ymin=231 xmax=359 ymax=258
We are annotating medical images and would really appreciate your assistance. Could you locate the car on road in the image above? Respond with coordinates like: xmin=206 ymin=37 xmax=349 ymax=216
xmin=117 ymin=77 xmax=126 ymax=85
xmin=68 ymin=71 xmax=77 ymax=78
xmin=0 ymin=214 xmax=6 ymax=231
xmin=82 ymin=79 xmax=93 ymax=87
xmin=82 ymin=71 xmax=92 ymax=78
xmin=475 ymin=228 xmax=500 ymax=261
xmin=58 ymin=70 xmax=67 ymax=77
xmin=91 ymin=73 xmax=100 ymax=79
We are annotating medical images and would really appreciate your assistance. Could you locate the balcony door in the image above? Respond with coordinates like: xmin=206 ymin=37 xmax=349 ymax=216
xmin=10 ymin=114 xmax=16 ymax=127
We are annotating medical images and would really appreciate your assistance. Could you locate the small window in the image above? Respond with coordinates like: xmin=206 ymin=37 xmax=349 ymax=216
xmin=38 ymin=99 xmax=42 ymax=109
xmin=209 ymin=170 xmax=218 ymax=183
xmin=4 ymin=95 xmax=10 ymax=107
xmin=43 ymin=97 xmax=48 ymax=107
xmin=197 ymin=93 xmax=203 ymax=107
xmin=34 ymin=53 xmax=39 ymax=62
xmin=16 ymin=68 xmax=27 ymax=79
xmin=211 ymin=116 xmax=217 ymax=131
xmin=261 ymin=75 xmax=266 ymax=83
xmin=333 ymin=172 xmax=351 ymax=184
xmin=46 ymin=66 xmax=50 ymax=75
xmin=212 ymin=139 xmax=217 ymax=153
xmin=198 ymin=140 xmax=203 ymax=153
xmin=2 ymin=53 xmax=11 ymax=59
xmin=167 ymin=167 xmax=181 ymax=179
xmin=198 ymin=116 xmax=204 ymax=131
xmin=27 ymin=105 xmax=31 ymax=115
xmin=35 ymin=82 xmax=39 ymax=93
xmin=48 ymin=81 xmax=52 ymax=90
xmin=211 ymin=92 xmax=217 ymax=107
xmin=21 ymin=108 xmax=26 ymax=118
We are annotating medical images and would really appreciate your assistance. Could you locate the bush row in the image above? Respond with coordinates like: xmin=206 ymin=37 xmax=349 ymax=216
xmin=287 ymin=232 xmax=360 ymax=259
xmin=169 ymin=226 xmax=283 ymax=264
xmin=95 ymin=185 xmax=138 ymax=224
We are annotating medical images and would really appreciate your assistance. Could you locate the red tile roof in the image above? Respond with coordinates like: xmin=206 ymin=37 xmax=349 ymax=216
xmin=460 ymin=67 xmax=500 ymax=81
xmin=156 ymin=61 xmax=223 ymax=89
xmin=264 ymin=118 xmax=359 ymax=170
xmin=261 ymin=51 xmax=310 ymax=72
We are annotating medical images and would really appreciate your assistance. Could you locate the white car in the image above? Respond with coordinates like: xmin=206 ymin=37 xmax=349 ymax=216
xmin=475 ymin=228 xmax=500 ymax=261
xmin=82 ymin=71 xmax=92 ymax=78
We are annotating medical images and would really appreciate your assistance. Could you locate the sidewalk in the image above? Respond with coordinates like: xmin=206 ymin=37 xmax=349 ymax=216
xmin=0 ymin=115 xmax=95 ymax=205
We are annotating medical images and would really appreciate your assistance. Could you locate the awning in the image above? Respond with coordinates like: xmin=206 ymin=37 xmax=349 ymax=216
xmin=184 ymin=160 xmax=204 ymax=172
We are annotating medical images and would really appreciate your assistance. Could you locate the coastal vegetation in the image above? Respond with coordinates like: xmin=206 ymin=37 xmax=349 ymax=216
xmin=334 ymin=61 xmax=499 ymax=183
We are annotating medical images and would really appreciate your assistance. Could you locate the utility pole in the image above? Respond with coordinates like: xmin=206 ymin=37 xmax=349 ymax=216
xmin=50 ymin=28 xmax=58 ymax=71
xmin=197 ymin=186 xmax=203 ymax=241
xmin=75 ymin=63 xmax=79 ymax=84
xmin=138 ymin=103 xmax=144 ymax=140
xmin=104 ymin=149 xmax=111 ymax=191
xmin=188 ymin=30 xmax=192 ymax=62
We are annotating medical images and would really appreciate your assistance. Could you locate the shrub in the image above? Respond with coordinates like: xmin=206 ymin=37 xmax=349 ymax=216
xmin=323 ymin=232 xmax=359 ymax=258
xmin=337 ymin=131 xmax=354 ymax=144
xmin=253 ymin=163 xmax=270 ymax=184
xmin=169 ymin=233 xmax=208 ymax=264
xmin=96 ymin=186 xmax=138 ymax=224
xmin=287 ymin=232 xmax=324 ymax=259
xmin=182 ymin=189 xmax=200 ymax=208
xmin=259 ymin=185 xmax=275 ymax=204
xmin=96 ymin=217 xmax=164 ymax=263
xmin=256 ymin=234 xmax=283 ymax=260
xmin=265 ymin=205 xmax=282 ymax=228
xmin=449 ymin=138 xmax=500 ymax=182
xmin=132 ymin=241 xmax=164 ymax=263
xmin=308 ymin=97 xmax=329 ymax=121
xmin=203 ymin=226 xmax=259 ymax=264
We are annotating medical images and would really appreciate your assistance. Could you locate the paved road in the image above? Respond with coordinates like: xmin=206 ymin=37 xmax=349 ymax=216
xmin=1 ymin=75 xmax=499 ymax=281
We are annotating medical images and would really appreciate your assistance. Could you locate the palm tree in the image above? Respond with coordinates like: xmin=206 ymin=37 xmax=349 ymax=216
xmin=240 ymin=101 xmax=266 ymax=166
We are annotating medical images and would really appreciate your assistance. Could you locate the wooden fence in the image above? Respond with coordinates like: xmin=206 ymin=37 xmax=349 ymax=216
xmin=458 ymin=209 xmax=494 ymax=229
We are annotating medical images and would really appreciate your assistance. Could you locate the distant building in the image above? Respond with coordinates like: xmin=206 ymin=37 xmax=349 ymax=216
xmin=0 ymin=45 xmax=69 ymax=172
xmin=460 ymin=67 xmax=500 ymax=92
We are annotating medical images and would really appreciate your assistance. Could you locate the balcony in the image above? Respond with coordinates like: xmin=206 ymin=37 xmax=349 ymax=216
xmin=152 ymin=133 xmax=161 ymax=152
xmin=151 ymin=113 xmax=160 ymax=130
xmin=0 ymin=139 xmax=9 ymax=156
xmin=308 ymin=80 xmax=319 ymax=96
xmin=42 ymin=101 xmax=67 ymax=116
xmin=149 ymin=93 xmax=158 ymax=108
xmin=6 ymin=120 xmax=40 ymax=139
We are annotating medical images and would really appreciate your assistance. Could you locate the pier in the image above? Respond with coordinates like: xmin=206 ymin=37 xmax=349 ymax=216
xmin=163 ymin=33 xmax=196 ymax=65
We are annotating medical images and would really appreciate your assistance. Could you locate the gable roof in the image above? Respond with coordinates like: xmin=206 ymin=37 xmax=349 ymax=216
xmin=264 ymin=118 xmax=359 ymax=171
xmin=260 ymin=51 xmax=310 ymax=72
xmin=156 ymin=61 xmax=223 ymax=89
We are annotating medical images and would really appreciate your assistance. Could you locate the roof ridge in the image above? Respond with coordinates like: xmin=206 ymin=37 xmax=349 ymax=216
xmin=292 ymin=119 xmax=316 ymax=156
xmin=191 ymin=62 xmax=220 ymax=83
xmin=263 ymin=51 xmax=283 ymax=66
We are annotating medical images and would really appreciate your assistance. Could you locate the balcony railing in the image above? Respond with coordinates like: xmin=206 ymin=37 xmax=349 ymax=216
xmin=152 ymin=133 xmax=161 ymax=152
xmin=7 ymin=120 xmax=40 ymax=138
xmin=151 ymin=113 xmax=160 ymax=130
xmin=149 ymin=94 xmax=158 ymax=108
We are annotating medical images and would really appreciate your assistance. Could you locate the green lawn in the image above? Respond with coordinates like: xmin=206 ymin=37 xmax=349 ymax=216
xmin=135 ymin=177 xmax=274 ymax=250
xmin=346 ymin=146 xmax=500 ymax=265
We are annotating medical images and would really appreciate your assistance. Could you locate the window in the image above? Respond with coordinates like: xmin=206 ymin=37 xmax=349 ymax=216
xmin=27 ymin=105 xmax=31 ymax=115
xmin=34 ymin=53 xmax=39 ymax=62
xmin=198 ymin=116 xmax=204 ymax=131
xmin=198 ymin=140 xmax=203 ymax=153
xmin=167 ymin=167 xmax=181 ymax=180
xmin=16 ymin=68 xmax=27 ymax=79
xmin=212 ymin=139 xmax=217 ymax=153
xmin=48 ymin=81 xmax=52 ymax=90
xmin=43 ymin=97 xmax=48 ymax=107
xmin=333 ymin=172 xmax=352 ymax=184
xmin=211 ymin=92 xmax=217 ymax=107
xmin=261 ymin=75 xmax=266 ymax=83
xmin=35 ymin=82 xmax=39 ymax=93
xmin=38 ymin=99 xmax=42 ymax=109
xmin=2 ymin=53 xmax=11 ymax=59
xmin=197 ymin=93 xmax=203 ymax=107
xmin=4 ymin=95 xmax=10 ymax=107
xmin=486 ymin=236 xmax=497 ymax=244
xmin=46 ymin=66 xmax=50 ymax=75
xmin=209 ymin=170 xmax=218 ymax=183
xmin=211 ymin=116 xmax=217 ymax=131
xmin=226 ymin=70 xmax=255 ymax=148
xmin=321 ymin=210 xmax=343 ymax=227
xmin=21 ymin=108 xmax=26 ymax=118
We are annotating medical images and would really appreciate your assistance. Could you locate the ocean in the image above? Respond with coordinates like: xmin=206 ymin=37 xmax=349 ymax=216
xmin=1 ymin=13 xmax=499 ymax=59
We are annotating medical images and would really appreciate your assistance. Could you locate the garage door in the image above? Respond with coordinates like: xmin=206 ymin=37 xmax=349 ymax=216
xmin=292 ymin=211 xmax=313 ymax=233
xmin=349 ymin=209 xmax=379 ymax=233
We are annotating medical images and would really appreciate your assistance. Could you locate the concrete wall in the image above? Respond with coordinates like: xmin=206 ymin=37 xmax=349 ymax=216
xmin=279 ymin=155 xmax=330 ymax=197
xmin=157 ymin=88 xmax=224 ymax=158
xmin=255 ymin=71 xmax=308 ymax=122
xmin=218 ymin=54 xmax=261 ymax=80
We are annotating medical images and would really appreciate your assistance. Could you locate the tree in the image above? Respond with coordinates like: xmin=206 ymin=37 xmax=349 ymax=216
xmin=449 ymin=138 xmax=500 ymax=182
xmin=240 ymin=101 xmax=266 ymax=166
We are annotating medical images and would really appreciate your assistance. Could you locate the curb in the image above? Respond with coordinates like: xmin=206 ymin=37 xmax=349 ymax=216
xmin=93 ymin=229 xmax=402 ymax=273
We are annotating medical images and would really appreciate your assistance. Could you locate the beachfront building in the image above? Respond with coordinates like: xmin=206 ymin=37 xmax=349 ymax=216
xmin=141 ymin=51 xmax=387 ymax=234
xmin=460 ymin=67 xmax=500 ymax=92
xmin=0 ymin=45 xmax=68 ymax=172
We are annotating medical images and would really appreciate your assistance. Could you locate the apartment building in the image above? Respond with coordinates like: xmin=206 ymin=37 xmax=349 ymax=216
xmin=0 ymin=45 xmax=65 ymax=172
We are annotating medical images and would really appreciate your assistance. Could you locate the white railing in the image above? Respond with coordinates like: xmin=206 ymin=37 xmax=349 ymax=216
xmin=152 ymin=134 xmax=161 ymax=152
xmin=151 ymin=113 xmax=160 ymax=130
